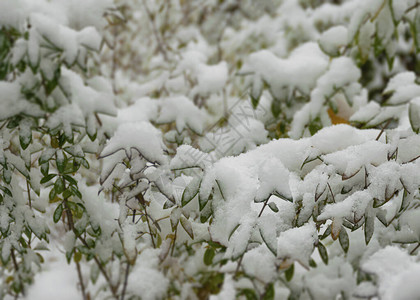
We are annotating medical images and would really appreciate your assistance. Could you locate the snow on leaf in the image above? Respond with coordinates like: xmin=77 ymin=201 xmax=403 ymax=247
xmin=100 ymin=122 xmax=166 ymax=164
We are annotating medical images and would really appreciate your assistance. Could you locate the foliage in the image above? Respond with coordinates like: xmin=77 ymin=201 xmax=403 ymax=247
xmin=1 ymin=0 xmax=420 ymax=300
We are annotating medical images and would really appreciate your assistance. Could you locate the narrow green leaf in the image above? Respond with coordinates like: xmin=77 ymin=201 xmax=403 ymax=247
xmin=199 ymin=193 xmax=211 ymax=211
xmin=163 ymin=200 xmax=175 ymax=209
xmin=70 ymin=186 xmax=82 ymax=199
xmin=40 ymin=174 xmax=57 ymax=184
xmin=63 ymin=175 xmax=77 ymax=186
xmin=339 ymin=227 xmax=349 ymax=253
xmin=268 ymin=202 xmax=279 ymax=213
xmin=364 ymin=214 xmax=374 ymax=244
xmin=3 ymin=168 xmax=11 ymax=184
xmin=49 ymin=187 xmax=57 ymax=202
xmin=203 ymin=248 xmax=215 ymax=266
xmin=240 ymin=289 xmax=258 ymax=300
xmin=54 ymin=177 xmax=64 ymax=194
xmin=40 ymin=162 xmax=49 ymax=177
xmin=318 ymin=242 xmax=328 ymax=264
xmin=56 ymin=150 xmax=67 ymax=174
xmin=262 ymin=283 xmax=275 ymax=300
xmin=53 ymin=204 xmax=63 ymax=223
xmin=285 ymin=263 xmax=294 ymax=281
xmin=181 ymin=177 xmax=200 ymax=207
xmin=0 ymin=186 xmax=12 ymax=197
xmin=19 ymin=129 xmax=32 ymax=150
xmin=180 ymin=216 xmax=194 ymax=239
xmin=65 ymin=250 xmax=73 ymax=264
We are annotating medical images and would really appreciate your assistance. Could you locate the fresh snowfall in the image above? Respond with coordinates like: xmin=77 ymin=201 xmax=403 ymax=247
xmin=0 ymin=0 xmax=420 ymax=300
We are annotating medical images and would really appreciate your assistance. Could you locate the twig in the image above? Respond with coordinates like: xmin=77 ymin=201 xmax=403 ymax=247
xmin=142 ymin=0 xmax=168 ymax=61
xmin=405 ymin=2 xmax=420 ymax=14
xmin=376 ymin=119 xmax=392 ymax=141
xmin=258 ymin=198 xmax=269 ymax=218
xmin=26 ymin=181 xmax=32 ymax=209
xmin=75 ymin=257 xmax=88 ymax=300
xmin=410 ymin=242 xmax=420 ymax=255
xmin=120 ymin=262 xmax=130 ymax=300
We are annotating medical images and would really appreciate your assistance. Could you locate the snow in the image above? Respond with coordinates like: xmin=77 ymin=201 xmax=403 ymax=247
xmin=100 ymin=121 xmax=166 ymax=164
xmin=194 ymin=61 xmax=228 ymax=95
xmin=242 ymin=42 xmax=329 ymax=99
xmin=24 ymin=251 xmax=80 ymax=300
xmin=322 ymin=140 xmax=389 ymax=176
xmin=156 ymin=96 xmax=206 ymax=134
xmin=126 ymin=249 xmax=169 ymax=300
xmin=277 ymin=222 xmax=317 ymax=266
xmin=318 ymin=190 xmax=372 ymax=220
xmin=362 ymin=246 xmax=420 ymax=300
xmin=318 ymin=26 xmax=348 ymax=56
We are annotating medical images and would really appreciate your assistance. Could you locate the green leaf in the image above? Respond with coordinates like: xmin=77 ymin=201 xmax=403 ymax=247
xmin=63 ymin=175 xmax=77 ymax=186
xmin=66 ymin=250 xmax=73 ymax=264
xmin=56 ymin=150 xmax=67 ymax=174
xmin=364 ymin=214 xmax=374 ymax=244
xmin=262 ymin=283 xmax=275 ymax=300
xmin=320 ymin=225 xmax=332 ymax=240
xmin=81 ymin=158 xmax=89 ymax=169
xmin=74 ymin=251 xmax=82 ymax=263
xmin=308 ymin=116 xmax=323 ymax=136
xmin=268 ymin=202 xmax=279 ymax=213
xmin=40 ymin=174 xmax=57 ymax=184
xmin=87 ymin=130 xmax=97 ymax=142
xmin=309 ymin=258 xmax=317 ymax=268
xmin=0 ymin=186 xmax=12 ymax=197
xmin=3 ymin=168 xmax=11 ymax=184
xmin=44 ymin=67 xmax=60 ymax=95
xmin=285 ymin=263 xmax=294 ymax=281
xmin=409 ymin=100 xmax=420 ymax=134
xmin=53 ymin=204 xmax=63 ymax=223
xmin=200 ymin=203 xmax=212 ymax=223
xmin=318 ymin=242 xmax=328 ymax=264
xmin=163 ymin=200 xmax=175 ymax=209
xmin=19 ymin=129 xmax=32 ymax=150
xmin=251 ymin=94 xmax=259 ymax=109
xmin=54 ymin=177 xmax=64 ymax=194
xmin=90 ymin=264 xmax=100 ymax=284
xmin=204 ymin=248 xmax=215 ymax=266
xmin=41 ymin=162 xmax=49 ymax=177
xmin=180 ymin=216 xmax=194 ymax=239
xmin=70 ymin=186 xmax=82 ymax=199
xmin=271 ymin=100 xmax=281 ymax=118
xmin=63 ymin=189 xmax=72 ymax=199
xmin=339 ymin=227 xmax=349 ymax=253
xmin=49 ymin=187 xmax=57 ymax=202
xmin=181 ymin=177 xmax=200 ymax=207
xmin=199 ymin=193 xmax=211 ymax=211
xmin=239 ymin=289 xmax=258 ymax=300
xmin=259 ymin=225 xmax=277 ymax=256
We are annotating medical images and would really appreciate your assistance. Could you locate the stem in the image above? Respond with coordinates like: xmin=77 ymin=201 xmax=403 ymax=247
xmin=78 ymin=235 xmax=119 ymax=300
xmin=410 ymin=243 xmax=420 ymax=255
xmin=142 ymin=0 xmax=168 ymax=61
xmin=63 ymin=198 xmax=87 ymax=300
xmin=234 ymin=255 xmax=243 ymax=277
xmin=170 ymin=227 xmax=177 ymax=256
xmin=120 ymin=262 xmax=130 ymax=300
xmin=26 ymin=179 xmax=32 ymax=209
xmin=258 ymin=198 xmax=269 ymax=218
xmin=405 ymin=2 xmax=420 ymax=14
xmin=143 ymin=204 xmax=156 ymax=248
xmin=11 ymin=249 xmax=25 ymax=297
xmin=376 ymin=119 xmax=392 ymax=141
xmin=75 ymin=257 xmax=88 ymax=300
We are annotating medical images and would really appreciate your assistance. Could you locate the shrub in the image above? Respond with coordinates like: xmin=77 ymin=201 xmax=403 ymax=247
xmin=1 ymin=0 xmax=420 ymax=299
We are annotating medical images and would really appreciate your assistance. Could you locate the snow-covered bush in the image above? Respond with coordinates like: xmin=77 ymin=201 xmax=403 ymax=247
xmin=2 ymin=0 xmax=420 ymax=299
